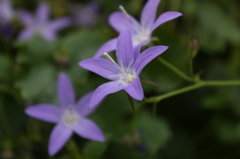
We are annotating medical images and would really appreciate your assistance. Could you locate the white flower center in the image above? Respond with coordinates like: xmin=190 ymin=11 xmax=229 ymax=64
xmin=62 ymin=107 xmax=80 ymax=126
xmin=132 ymin=28 xmax=150 ymax=46
xmin=104 ymin=52 xmax=136 ymax=86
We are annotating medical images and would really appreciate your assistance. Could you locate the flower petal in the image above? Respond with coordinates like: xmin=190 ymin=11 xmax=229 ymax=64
xmin=25 ymin=104 xmax=61 ymax=123
xmin=36 ymin=2 xmax=49 ymax=24
xmin=135 ymin=46 xmax=168 ymax=74
xmin=124 ymin=77 xmax=143 ymax=100
xmin=48 ymin=124 xmax=73 ymax=156
xmin=89 ymin=81 xmax=125 ymax=108
xmin=94 ymin=38 xmax=117 ymax=58
xmin=152 ymin=11 xmax=182 ymax=31
xmin=116 ymin=30 xmax=134 ymax=68
xmin=49 ymin=18 xmax=71 ymax=31
xmin=18 ymin=28 xmax=34 ymax=41
xmin=57 ymin=73 xmax=75 ymax=108
xmin=73 ymin=118 xmax=105 ymax=142
xmin=41 ymin=29 xmax=56 ymax=41
xmin=133 ymin=43 xmax=143 ymax=60
xmin=109 ymin=11 xmax=141 ymax=34
xmin=18 ymin=11 xmax=33 ymax=26
xmin=141 ymin=0 xmax=160 ymax=29
xmin=75 ymin=91 xmax=100 ymax=116
xmin=79 ymin=58 xmax=121 ymax=80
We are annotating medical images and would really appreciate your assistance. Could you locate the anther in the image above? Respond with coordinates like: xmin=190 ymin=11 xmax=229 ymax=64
xmin=119 ymin=5 xmax=130 ymax=19
xmin=104 ymin=52 xmax=117 ymax=65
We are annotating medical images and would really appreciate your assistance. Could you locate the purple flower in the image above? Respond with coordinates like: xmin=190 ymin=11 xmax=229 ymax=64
xmin=79 ymin=30 xmax=168 ymax=108
xmin=18 ymin=2 xmax=70 ymax=41
xmin=0 ymin=0 xmax=14 ymax=26
xmin=70 ymin=2 xmax=100 ymax=28
xmin=94 ymin=0 xmax=182 ymax=57
xmin=25 ymin=73 xmax=105 ymax=156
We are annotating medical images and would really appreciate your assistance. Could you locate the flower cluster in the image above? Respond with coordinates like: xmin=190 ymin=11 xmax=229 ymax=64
xmin=21 ymin=0 xmax=182 ymax=156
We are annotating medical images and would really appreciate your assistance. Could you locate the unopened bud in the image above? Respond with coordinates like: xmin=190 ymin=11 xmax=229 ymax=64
xmin=188 ymin=39 xmax=199 ymax=58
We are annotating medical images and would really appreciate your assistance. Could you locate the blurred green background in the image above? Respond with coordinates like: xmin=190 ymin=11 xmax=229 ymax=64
xmin=0 ymin=0 xmax=240 ymax=158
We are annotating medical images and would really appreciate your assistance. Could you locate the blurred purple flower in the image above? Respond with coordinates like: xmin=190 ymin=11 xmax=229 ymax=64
xmin=0 ymin=0 xmax=14 ymax=26
xmin=79 ymin=30 xmax=168 ymax=108
xmin=18 ymin=2 xmax=70 ymax=41
xmin=0 ymin=0 xmax=14 ymax=38
xmin=70 ymin=2 xmax=100 ymax=28
xmin=25 ymin=73 xmax=105 ymax=156
xmin=94 ymin=0 xmax=182 ymax=57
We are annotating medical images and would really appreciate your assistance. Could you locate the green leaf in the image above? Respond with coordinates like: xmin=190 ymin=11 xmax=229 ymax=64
xmin=83 ymin=141 xmax=107 ymax=159
xmin=15 ymin=64 xmax=57 ymax=102
xmin=137 ymin=112 xmax=171 ymax=155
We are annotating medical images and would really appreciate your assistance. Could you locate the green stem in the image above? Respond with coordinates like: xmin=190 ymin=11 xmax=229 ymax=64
xmin=67 ymin=140 xmax=83 ymax=159
xmin=158 ymin=57 xmax=194 ymax=82
xmin=189 ymin=58 xmax=194 ymax=77
xmin=131 ymin=101 xmax=146 ymax=133
xmin=146 ymin=80 xmax=240 ymax=103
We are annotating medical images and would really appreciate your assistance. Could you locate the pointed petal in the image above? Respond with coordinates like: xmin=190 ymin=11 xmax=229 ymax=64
xmin=57 ymin=73 xmax=75 ymax=108
xmin=41 ymin=29 xmax=56 ymax=41
xmin=152 ymin=11 xmax=182 ymax=31
xmin=49 ymin=18 xmax=71 ymax=31
xmin=18 ymin=29 xmax=34 ymax=41
xmin=25 ymin=104 xmax=61 ymax=123
xmin=109 ymin=12 xmax=141 ymax=34
xmin=79 ymin=58 xmax=121 ymax=80
xmin=141 ymin=0 xmax=160 ymax=29
xmin=133 ymin=43 xmax=142 ymax=60
xmin=135 ymin=46 xmax=168 ymax=74
xmin=116 ymin=30 xmax=134 ymax=68
xmin=36 ymin=2 xmax=49 ymax=24
xmin=89 ymin=81 xmax=125 ymax=108
xmin=75 ymin=91 xmax=100 ymax=116
xmin=18 ymin=11 xmax=33 ymax=26
xmin=124 ymin=77 xmax=143 ymax=100
xmin=94 ymin=38 xmax=117 ymax=58
xmin=73 ymin=118 xmax=105 ymax=142
xmin=48 ymin=124 xmax=73 ymax=156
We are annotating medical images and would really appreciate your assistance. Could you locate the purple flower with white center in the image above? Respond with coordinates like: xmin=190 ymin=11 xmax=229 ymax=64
xmin=0 ymin=0 xmax=14 ymax=26
xmin=25 ymin=73 xmax=105 ymax=156
xmin=94 ymin=0 xmax=182 ymax=58
xmin=18 ymin=2 xmax=70 ymax=41
xmin=79 ymin=30 xmax=168 ymax=108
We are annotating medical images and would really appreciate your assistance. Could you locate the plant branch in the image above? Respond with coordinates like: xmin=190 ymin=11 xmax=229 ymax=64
xmin=146 ymin=80 xmax=240 ymax=103
xmin=158 ymin=57 xmax=194 ymax=82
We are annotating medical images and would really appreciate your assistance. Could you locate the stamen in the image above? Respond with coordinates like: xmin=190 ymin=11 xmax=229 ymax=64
xmin=116 ymin=76 xmax=124 ymax=87
xmin=108 ymin=74 xmax=122 ymax=77
xmin=126 ymin=59 xmax=134 ymax=72
xmin=120 ymin=61 xmax=124 ymax=72
xmin=119 ymin=5 xmax=130 ymax=19
xmin=104 ymin=52 xmax=117 ymax=65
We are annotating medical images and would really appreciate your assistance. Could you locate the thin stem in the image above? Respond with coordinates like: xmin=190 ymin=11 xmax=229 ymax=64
xmin=67 ymin=140 xmax=82 ymax=159
xmin=189 ymin=58 xmax=194 ymax=77
xmin=131 ymin=101 xmax=146 ymax=133
xmin=146 ymin=80 xmax=240 ymax=103
xmin=158 ymin=57 xmax=194 ymax=82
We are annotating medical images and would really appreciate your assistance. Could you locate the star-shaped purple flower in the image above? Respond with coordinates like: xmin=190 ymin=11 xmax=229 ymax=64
xmin=18 ymin=2 xmax=70 ymax=41
xmin=0 ymin=0 xmax=14 ymax=26
xmin=80 ymin=30 xmax=168 ymax=108
xmin=25 ymin=73 xmax=105 ymax=156
xmin=70 ymin=2 xmax=100 ymax=28
xmin=94 ymin=0 xmax=182 ymax=57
